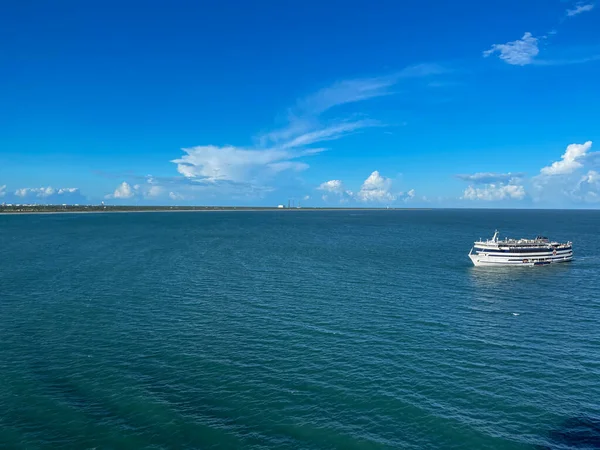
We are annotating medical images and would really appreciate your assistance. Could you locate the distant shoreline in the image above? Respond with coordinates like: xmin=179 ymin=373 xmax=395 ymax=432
xmin=0 ymin=206 xmax=432 ymax=215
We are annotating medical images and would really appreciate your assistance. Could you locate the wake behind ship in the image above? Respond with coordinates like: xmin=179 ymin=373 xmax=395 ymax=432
xmin=469 ymin=231 xmax=573 ymax=266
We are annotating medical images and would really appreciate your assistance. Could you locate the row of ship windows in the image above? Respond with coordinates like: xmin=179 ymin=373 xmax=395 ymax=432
xmin=506 ymin=257 xmax=571 ymax=261
xmin=474 ymin=247 xmax=572 ymax=253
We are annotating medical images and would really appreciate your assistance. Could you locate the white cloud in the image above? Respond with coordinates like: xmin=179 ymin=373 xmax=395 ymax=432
xmin=539 ymin=141 xmax=592 ymax=176
xmin=172 ymin=103 xmax=380 ymax=186
xmin=457 ymin=172 xmax=526 ymax=202
xmin=318 ymin=179 xmax=345 ymax=194
xmin=483 ymin=32 xmax=539 ymax=66
xmin=582 ymin=169 xmax=600 ymax=184
xmin=317 ymin=179 xmax=354 ymax=203
xmin=394 ymin=188 xmax=417 ymax=203
xmin=0 ymin=185 xmax=6 ymax=197
xmin=14 ymin=187 xmax=79 ymax=198
xmin=105 ymin=177 xmax=186 ymax=201
xmin=172 ymin=145 xmax=320 ymax=183
xmin=532 ymin=141 xmax=600 ymax=204
xmin=568 ymin=170 xmax=600 ymax=202
xmin=146 ymin=185 xmax=164 ymax=198
xmin=169 ymin=191 xmax=184 ymax=201
xmin=172 ymin=120 xmax=377 ymax=185
xmin=317 ymin=171 xmax=414 ymax=204
xmin=456 ymin=172 xmax=525 ymax=184
xmin=356 ymin=171 xmax=396 ymax=202
xmin=40 ymin=187 xmax=55 ymax=197
xmin=567 ymin=3 xmax=594 ymax=16
xmin=15 ymin=187 xmax=53 ymax=197
xmin=57 ymin=188 xmax=78 ymax=194
xmin=106 ymin=182 xmax=136 ymax=199
xmin=462 ymin=183 xmax=526 ymax=201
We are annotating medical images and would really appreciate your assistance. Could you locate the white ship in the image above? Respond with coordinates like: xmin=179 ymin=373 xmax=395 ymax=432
xmin=469 ymin=230 xmax=573 ymax=266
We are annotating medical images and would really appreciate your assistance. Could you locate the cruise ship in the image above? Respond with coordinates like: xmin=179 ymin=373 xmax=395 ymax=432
xmin=469 ymin=231 xmax=573 ymax=266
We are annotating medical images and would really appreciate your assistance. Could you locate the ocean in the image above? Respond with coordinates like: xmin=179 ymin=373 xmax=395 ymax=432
xmin=1 ymin=209 xmax=599 ymax=449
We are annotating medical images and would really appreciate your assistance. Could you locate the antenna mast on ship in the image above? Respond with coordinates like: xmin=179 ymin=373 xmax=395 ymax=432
xmin=492 ymin=230 xmax=499 ymax=243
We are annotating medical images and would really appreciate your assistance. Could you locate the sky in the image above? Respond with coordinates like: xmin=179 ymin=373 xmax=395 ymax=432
xmin=1 ymin=0 xmax=600 ymax=208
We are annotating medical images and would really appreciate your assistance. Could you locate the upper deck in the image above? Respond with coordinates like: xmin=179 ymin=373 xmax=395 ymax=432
xmin=474 ymin=230 xmax=571 ymax=250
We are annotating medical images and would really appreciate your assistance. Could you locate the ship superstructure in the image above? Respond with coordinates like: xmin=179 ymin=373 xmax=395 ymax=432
xmin=469 ymin=231 xmax=573 ymax=266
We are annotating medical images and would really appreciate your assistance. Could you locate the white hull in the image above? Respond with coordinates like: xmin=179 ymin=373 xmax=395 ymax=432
xmin=469 ymin=253 xmax=573 ymax=267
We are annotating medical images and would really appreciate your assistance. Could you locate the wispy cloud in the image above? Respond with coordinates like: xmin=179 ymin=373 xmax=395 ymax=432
xmin=456 ymin=172 xmax=525 ymax=184
xmin=96 ymin=65 xmax=443 ymax=203
xmin=296 ymin=77 xmax=397 ymax=117
xmin=483 ymin=32 xmax=539 ymax=66
xmin=566 ymin=3 xmax=594 ymax=16
xmin=0 ymin=185 xmax=6 ymax=198
xmin=173 ymin=120 xmax=379 ymax=187
xmin=532 ymin=54 xmax=600 ymax=66
xmin=277 ymin=120 xmax=379 ymax=150
xmin=293 ymin=63 xmax=447 ymax=116
xmin=172 ymin=64 xmax=445 ymax=188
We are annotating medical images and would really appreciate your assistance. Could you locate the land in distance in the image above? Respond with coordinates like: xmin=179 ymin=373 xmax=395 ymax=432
xmin=0 ymin=205 xmax=430 ymax=214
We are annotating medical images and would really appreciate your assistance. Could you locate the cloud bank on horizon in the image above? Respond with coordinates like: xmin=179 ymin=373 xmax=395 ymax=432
xmin=457 ymin=141 xmax=599 ymax=205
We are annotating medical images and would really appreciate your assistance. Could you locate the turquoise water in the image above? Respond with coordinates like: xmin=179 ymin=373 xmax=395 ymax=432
xmin=1 ymin=210 xmax=599 ymax=449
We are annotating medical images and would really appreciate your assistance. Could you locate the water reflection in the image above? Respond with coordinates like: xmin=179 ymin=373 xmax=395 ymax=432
xmin=467 ymin=263 xmax=573 ymax=290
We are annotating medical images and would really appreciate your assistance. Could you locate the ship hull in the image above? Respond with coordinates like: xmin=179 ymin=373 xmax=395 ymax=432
xmin=469 ymin=253 xmax=573 ymax=267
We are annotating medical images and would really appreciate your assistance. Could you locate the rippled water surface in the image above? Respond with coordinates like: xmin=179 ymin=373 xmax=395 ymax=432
xmin=1 ymin=210 xmax=599 ymax=449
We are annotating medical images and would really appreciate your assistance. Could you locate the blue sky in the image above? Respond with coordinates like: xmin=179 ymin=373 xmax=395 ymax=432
xmin=1 ymin=0 xmax=599 ymax=207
